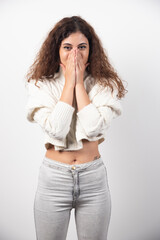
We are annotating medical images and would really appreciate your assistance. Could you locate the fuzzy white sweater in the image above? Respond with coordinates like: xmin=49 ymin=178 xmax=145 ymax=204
xmin=25 ymin=67 xmax=123 ymax=151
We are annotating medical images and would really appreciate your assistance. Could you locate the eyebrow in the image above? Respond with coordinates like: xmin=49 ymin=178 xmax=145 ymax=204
xmin=62 ymin=43 xmax=88 ymax=46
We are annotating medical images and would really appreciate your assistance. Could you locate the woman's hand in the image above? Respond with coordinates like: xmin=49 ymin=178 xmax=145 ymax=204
xmin=60 ymin=49 xmax=76 ymax=88
xmin=60 ymin=49 xmax=89 ymax=88
xmin=75 ymin=49 xmax=89 ymax=85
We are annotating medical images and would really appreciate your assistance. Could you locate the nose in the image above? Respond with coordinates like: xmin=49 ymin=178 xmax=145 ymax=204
xmin=69 ymin=48 xmax=82 ymax=57
xmin=70 ymin=48 xmax=79 ymax=52
xmin=72 ymin=48 xmax=76 ymax=52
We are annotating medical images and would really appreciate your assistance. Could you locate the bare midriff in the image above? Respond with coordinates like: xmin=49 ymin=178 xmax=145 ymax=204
xmin=45 ymin=139 xmax=101 ymax=165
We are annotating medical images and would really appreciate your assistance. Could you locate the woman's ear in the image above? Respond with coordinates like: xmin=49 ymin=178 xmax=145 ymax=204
xmin=60 ymin=63 xmax=66 ymax=75
xmin=85 ymin=63 xmax=90 ymax=69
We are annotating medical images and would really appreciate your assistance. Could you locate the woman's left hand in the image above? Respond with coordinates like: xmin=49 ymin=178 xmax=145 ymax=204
xmin=75 ymin=49 xmax=89 ymax=85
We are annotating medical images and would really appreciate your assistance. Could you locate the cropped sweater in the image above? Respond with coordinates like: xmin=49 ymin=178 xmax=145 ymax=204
xmin=25 ymin=66 xmax=123 ymax=151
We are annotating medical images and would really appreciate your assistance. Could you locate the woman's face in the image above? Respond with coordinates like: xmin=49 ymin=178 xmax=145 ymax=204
xmin=59 ymin=31 xmax=89 ymax=66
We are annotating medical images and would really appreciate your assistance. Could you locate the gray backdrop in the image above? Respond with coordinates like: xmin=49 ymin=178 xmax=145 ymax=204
xmin=0 ymin=0 xmax=160 ymax=239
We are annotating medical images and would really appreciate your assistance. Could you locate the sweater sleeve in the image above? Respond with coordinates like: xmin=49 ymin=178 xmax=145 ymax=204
xmin=76 ymin=84 xmax=123 ymax=138
xmin=25 ymin=79 xmax=75 ymax=140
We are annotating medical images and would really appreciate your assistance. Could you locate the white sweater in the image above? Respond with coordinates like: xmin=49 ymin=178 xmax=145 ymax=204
xmin=25 ymin=66 xmax=123 ymax=151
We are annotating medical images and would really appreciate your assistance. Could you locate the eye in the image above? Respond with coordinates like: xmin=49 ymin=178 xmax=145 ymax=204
xmin=78 ymin=45 xmax=86 ymax=50
xmin=63 ymin=46 xmax=72 ymax=50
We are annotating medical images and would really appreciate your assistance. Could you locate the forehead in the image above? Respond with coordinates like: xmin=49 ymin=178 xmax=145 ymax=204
xmin=62 ymin=31 xmax=88 ymax=44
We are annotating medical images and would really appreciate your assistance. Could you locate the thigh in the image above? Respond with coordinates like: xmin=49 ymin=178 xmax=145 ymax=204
xmin=75 ymin=163 xmax=111 ymax=240
xmin=34 ymin=163 xmax=73 ymax=240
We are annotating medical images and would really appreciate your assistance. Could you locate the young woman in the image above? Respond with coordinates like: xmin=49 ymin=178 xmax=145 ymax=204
xmin=25 ymin=15 xmax=127 ymax=240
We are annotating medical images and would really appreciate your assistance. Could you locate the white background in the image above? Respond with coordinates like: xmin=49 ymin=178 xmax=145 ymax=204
xmin=0 ymin=0 xmax=160 ymax=239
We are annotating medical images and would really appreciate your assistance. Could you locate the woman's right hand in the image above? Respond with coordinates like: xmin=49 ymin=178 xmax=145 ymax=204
xmin=60 ymin=49 xmax=76 ymax=88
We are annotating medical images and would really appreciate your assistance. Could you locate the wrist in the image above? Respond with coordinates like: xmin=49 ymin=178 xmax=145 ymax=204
xmin=75 ymin=82 xmax=84 ymax=88
xmin=64 ymin=83 xmax=75 ymax=90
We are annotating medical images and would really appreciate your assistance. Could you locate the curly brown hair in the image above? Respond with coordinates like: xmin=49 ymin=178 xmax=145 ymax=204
xmin=25 ymin=15 xmax=128 ymax=99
